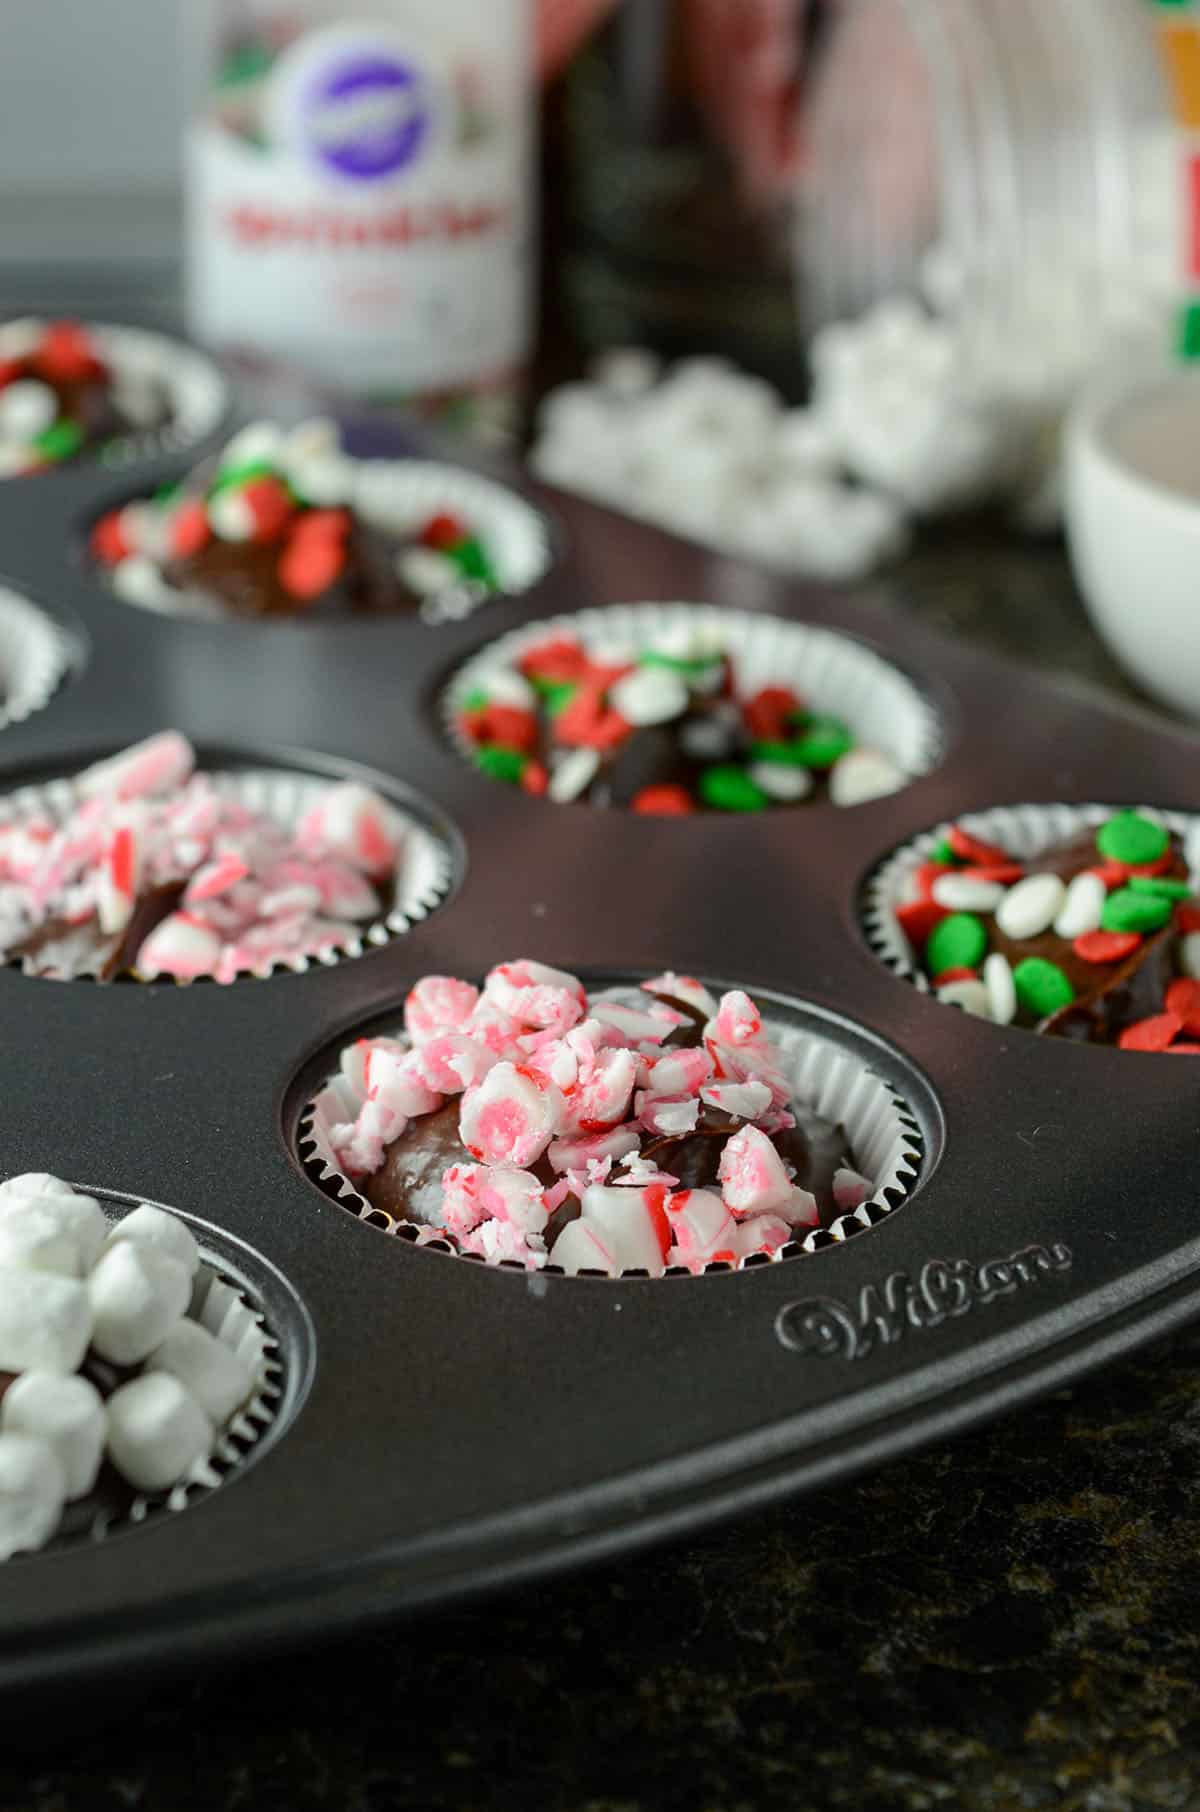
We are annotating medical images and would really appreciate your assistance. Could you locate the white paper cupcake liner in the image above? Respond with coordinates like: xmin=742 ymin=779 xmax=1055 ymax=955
xmin=86 ymin=324 xmax=229 ymax=468
xmin=862 ymin=800 xmax=1198 ymax=992
xmin=353 ymin=458 xmax=555 ymax=623
xmin=442 ymin=602 xmax=943 ymax=790
xmin=0 ymin=586 xmax=75 ymax=731
xmin=0 ymin=763 xmax=454 ymax=984
xmin=299 ymin=985 xmax=923 ymax=1274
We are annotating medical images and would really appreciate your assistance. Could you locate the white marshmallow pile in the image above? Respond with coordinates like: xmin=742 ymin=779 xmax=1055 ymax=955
xmin=0 ymin=1174 xmax=256 ymax=1560
xmin=322 ymin=959 xmax=877 ymax=1276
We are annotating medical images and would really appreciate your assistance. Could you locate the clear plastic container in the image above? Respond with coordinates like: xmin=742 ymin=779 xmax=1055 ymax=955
xmin=796 ymin=0 xmax=1180 ymax=406
xmin=182 ymin=0 xmax=534 ymax=436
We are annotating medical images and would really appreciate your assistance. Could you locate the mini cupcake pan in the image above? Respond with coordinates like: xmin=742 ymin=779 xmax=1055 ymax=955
xmin=4 ymin=395 xmax=1200 ymax=1702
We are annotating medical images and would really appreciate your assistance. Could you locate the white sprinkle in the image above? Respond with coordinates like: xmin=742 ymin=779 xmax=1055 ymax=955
xmin=290 ymin=451 xmax=355 ymax=506
xmin=678 ymin=714 xmax=736 ymax=761
xmin=931 ymin=874 xmax=1005 ymax=912
xmin=828 ymin=748 xmax=905 ymax=807
xmin=208 ymin=488 xmax=256 ymax=542
xmin=983 ymin=952 xmax=1016 ymax=1025
xmin=1053 ymin=870 xmax=1105 ymax=940
xmin=0 ymin=318 xmax=40 ymax=361
xmin=473 ymin=667 xmax=535 ymax=711
xmin=608 ymin=665 xmax=689 ymax=726
xmin=994 ymin=873 xmax=1066 ymax=941
xmin=1182 ymin=933 xmax=1200 ymax=980
xmin=748 ymin=762 xmax=812 ymax=802
xmin=110 ymin=555 xmax=182 ymax=613
xmin=396 ymin=547 xmax=458 ymax=595
xmin=0 ymin=380 xmax=56 ymax=442
xmin=284 ymin=417 xmax=339 ymax=464
xmin=218 ymin=421 xmax=283 ymax=468
xmin=0 ymin=444 xmax=32 ymax=478
xmin=548 ymin=748 xmax=600 ymax=804
xmin=935 ymin=978 xmax=991 ymax=1018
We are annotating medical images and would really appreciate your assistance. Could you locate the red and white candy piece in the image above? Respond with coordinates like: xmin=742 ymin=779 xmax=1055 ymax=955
xmin=404 ymin=975 xmax=480 ymax=1044
xmin=96 ymin=817 xmax=142 ymax=935
xmin=709 ymin=990 xmax=762 ymax=1048
xmin=296 ymin=782 xmax=403 ymax=875
xmin=641 ymin=973 xmax=718 ymax=1018
xmin=717 ymin=1123 xmax=795 ymax=1216
xmin=700 ymin=1079 xmax=773 ymax=1120
xmin=415 ymin=1032 xmax=497 ymax=1095
xmin=439 ymin=1164 xmax=549 ymax=1238
xmin=79 ymin=731 xmax=195 ymax=803
xmin=459 ymin=1062 xmax=563 ymax=1168
xmin=665 ymin=1188 xmax=737 ymax=1268
xmin=135 ymin=911 xmax=222 ymax=980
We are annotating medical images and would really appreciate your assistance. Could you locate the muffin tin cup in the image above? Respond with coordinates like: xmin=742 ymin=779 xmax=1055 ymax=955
xmin=862 ymin=800 xmax=1198 ymax=992
xmin=0 ymin=761 xmax=455 ymax=983
xmin=0 ymin=586 xmax=76 ymax=731
xmin=299 ymin=984 xmax=924 ymax=1274
xmin=441 ymin=600 xmax=945 ymax=795
xmin=77 ymin=324 xmax=229 ymax=471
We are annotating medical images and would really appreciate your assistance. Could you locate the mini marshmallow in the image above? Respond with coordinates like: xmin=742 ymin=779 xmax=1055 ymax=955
xmin=88 ymin=1242 xmax=192 ymax=1366
xmin=0 ymin=1434 xmax=66 ymax=1560
xmin=1054 ymin=870 xmax=1106 ymax=940
xmin=0 ymin=1206 xmax=83 ymax=1278
xmin=102 ymin=1204 xmax=200 ymax=1278
xmin=0 ymin=1188 xmax=106 ymax=1271
xmin=1 ymin=1372 xmax=105 ymax=1498
xmin=995 ymin=873 xmax=1066 ymax=941
xmin=0 ymin=1173 xmax=77 ymax=1201
xmin=718 ymin=1124 xmax=794 ymax=1216
xmin=0 ymin=1271 xmax=92 ymax=1374
xmin=105 ymin=1373 xmax=213 ymax=1494
xmin=459 ymin=1062 xmax=562 ymax=1168
xmin=146 ymin=1319 xmax=254 ymax=1428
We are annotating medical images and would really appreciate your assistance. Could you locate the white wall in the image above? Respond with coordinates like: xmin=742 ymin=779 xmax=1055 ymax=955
xmin=0 ymin=0 xmax=182 ymax=195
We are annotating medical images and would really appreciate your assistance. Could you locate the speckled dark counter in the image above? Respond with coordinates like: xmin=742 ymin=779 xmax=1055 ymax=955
xmin=5 ymin=522 xmax=1198 ymax=1812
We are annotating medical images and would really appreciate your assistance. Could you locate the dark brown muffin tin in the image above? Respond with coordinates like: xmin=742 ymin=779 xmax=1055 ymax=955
xmin=2 ymin=397 xmax=1200 ymax=1702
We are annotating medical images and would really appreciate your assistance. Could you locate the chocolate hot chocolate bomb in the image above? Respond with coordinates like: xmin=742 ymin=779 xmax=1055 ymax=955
xmin=900 ymin=810 xmax=1200 ymax=1050
xmin=324 ymin=961 xmax=876 ymax=1275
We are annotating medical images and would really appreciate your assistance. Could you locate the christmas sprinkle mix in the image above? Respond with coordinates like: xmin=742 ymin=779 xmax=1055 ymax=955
xmin=454 ymin=626 xmax=908 ymax=812
xmin=322 ymin=962 xmax=874 ymax=1273
xmin=892 ymin=808 xmax=1200 ymax=1048
xmin=0 ymin=319 xmax=173 ymax=478
xmin=89 ymin=421 xmax=504 ymax=621
xmin=0 ymin=731 xmax=414 ymax=983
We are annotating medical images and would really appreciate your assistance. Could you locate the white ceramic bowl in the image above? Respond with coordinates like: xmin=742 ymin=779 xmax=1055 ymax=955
xmin=1065 ymin=362 xmax=1200 ymax=719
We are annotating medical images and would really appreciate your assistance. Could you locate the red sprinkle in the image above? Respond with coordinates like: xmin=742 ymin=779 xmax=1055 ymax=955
xmin=1169 ymin=1043 xmax=1200 ymax=1053
xmin=948 ymin=825 xmax=1012 ymax=867
xmin=931 ymin=966 xmax=979 ymax=986
xmin=895 ymin=898 xmax=948 ymax=951
xmin=89 ymin=510 xmax=131 ymax=566
xmin=632 ymin=785 xmax=694 ymax=816
xmin=169 ymin=498 xmax=211 ymax=560
xmin=0 ymin=358 xmax=23 ymax=390
xmin=291 ymin=507 xmax=351 ymax=543
xmin=465 ymin=702 xmax=539 ymax=755
xmin=743 ymin=685 xmax=803 ymax=742
xmin=278 ymin=535 xmax=345 ymax=601
xmin=1178 ymin=905 xmax=1200 ymax=934
xmin=958 ymin=863 xmax=1025 ymax=886
xmin=644 ymin=1183 xmax=672 ymax=1261
xmin=1074 ymin=930 xmax=1141 ymax=964
xmin=1165 ymin=978 xmax=1200 ymax=1035
xmin=518 ymin=637 xmax=591 ymax=684
xmin=710 ymin=1249 xmax=737 ymax=1265
xmin=520 ymin=759 xmax=548 ymax=797
xmin=241 ymin=475 xmax=294 ymax=544
xmin=109 ymin=825 xmax=136 ymax=898
xmin=419 ymin=511 xmax=466 ymax=552
xmin=33 ymin=320 xmax=105 ymax=385
xmin=1088 ymin=861 xmax=1129 ymax=891
xmin=1118 ymin=1012 xmax=1183 ymax=1053
xmin=1125 ymin=851 xmax=1176 ymax=878
xmin=553 ymin=683 xmax=629 ymax=751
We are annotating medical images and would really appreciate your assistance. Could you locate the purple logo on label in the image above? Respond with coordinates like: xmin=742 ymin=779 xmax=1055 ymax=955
xmin=305 ymin=51 xmax=430 ymax=181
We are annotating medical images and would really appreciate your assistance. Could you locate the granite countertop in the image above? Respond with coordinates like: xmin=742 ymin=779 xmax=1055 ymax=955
xmin=5 ymin=522 xmax=1200 ymax=1812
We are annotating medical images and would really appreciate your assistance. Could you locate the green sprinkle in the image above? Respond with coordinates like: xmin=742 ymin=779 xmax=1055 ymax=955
xmin=699 ymin=765 xmax=768 ymax=812
xmin=1095 ymin=810 xmax=1169 ymax=866
xmin=1101 ymin=887 xmax=1173 ymax=934
xmin=153 ymin=480 xmax=183 ymax=505
xmin=474 ymin=745 xmax=526 ymax=785
xmin=540 ymin=680 xmax=578 ymax=716
xmin=1013 ymin=957 xmax=1074 ymax=1018
xmin=639 ymin=649 xmax=723 ymax=677
xmin=1129 ymin=875 xmax=1192 ymax=901
xmin=460 ymin=687 xmax=490 ymax=713
xmin=930 ymin=837 xmax=958 ymax=866
xmin=790 ymin=715 xmax=854 ymax=770
xmin=1180 ymin=300 xmax=1200 ymax=363
xmin=209 ymin=458 xmax=277 ymax=496
xmin=33 ymin=420 xmax=84 ymax=462
xmin=749 ymin=740 xmax=811 ymax=768
xmin=449 ymin=536 xmax=496 ymax=587
xmin=925 ymin=913 xmax=987 ymax=976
